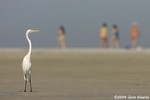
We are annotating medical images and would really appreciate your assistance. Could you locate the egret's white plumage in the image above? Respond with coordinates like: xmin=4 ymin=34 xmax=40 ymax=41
xmin=22 ymin=29 xmax=39 ymax=92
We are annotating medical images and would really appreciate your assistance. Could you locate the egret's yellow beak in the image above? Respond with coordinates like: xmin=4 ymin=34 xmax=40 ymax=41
xmin=31 ymin=29 xmax=40 ymax=33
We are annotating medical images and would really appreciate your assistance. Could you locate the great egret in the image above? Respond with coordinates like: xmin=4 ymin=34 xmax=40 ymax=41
xmin=22 ymin=29 xmax=40 ymax=92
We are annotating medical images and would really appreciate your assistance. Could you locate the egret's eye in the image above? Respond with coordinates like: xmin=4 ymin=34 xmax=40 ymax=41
xmin=27 ymin=29 xmax=32 ymax=33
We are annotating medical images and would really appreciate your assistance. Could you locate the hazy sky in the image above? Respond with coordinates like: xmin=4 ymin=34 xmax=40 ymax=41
xmin=0 ymin=0 xmax=150 ymax=48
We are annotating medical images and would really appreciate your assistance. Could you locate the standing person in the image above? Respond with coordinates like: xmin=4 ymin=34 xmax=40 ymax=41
xmin=110 ymin=24 xmax=120 ymax=48
xmin=130 ymin=22 xmax=139 ymax=48
xmin=57 ymin=26 xmax=66 ymax=48
xmin=100 ymin=23 xmax=108 ymax=48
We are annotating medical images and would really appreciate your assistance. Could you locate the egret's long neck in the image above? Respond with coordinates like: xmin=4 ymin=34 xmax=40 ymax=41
xmin=26 ymin=32 xmax=32 ymax=58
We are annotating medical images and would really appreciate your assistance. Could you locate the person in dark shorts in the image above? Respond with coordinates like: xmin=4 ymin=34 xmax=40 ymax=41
xmin=110 ymin=24 xmax=120 ymax=48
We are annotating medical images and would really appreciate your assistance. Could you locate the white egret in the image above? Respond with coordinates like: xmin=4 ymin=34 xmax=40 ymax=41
xmin=22 ymin=29 xmax=40 ymax=92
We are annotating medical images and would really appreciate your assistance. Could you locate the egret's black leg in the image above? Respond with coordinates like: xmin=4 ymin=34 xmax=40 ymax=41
xmin=24 ymin=74 xmax=27 ymax=92
xmin=29 ymin=74 xmax=32 ymax=92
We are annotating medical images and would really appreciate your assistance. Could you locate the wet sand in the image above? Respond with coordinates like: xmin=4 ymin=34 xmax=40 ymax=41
xmin=0 ymin=49 xmax=150 ymax=100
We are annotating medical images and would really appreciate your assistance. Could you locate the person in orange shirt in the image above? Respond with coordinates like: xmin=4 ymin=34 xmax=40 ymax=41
xmin=100 ymin=23 xmax=108 ymax=48
xmin=130 ymin=22 xmax=139 ymax=48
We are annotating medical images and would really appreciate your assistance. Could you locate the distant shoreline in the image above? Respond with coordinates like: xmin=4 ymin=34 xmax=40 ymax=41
xmin=0 ymin=48 xmax=150 ymax=53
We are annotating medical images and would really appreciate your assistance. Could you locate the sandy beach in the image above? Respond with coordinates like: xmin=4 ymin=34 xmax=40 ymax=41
xmin=0 ymin=48 xmax=150 ymax=100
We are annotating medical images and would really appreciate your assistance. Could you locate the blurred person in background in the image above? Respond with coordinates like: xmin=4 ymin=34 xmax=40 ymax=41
xmin=100 ymin=23 xmax=108 ymax=48
xmin=57 ymin=26 xmax=66 ymax=48
xmin=130 ymin=22 xmax=139 ymax=48
xmin=110 ymin=24 xmax=120 ymax=48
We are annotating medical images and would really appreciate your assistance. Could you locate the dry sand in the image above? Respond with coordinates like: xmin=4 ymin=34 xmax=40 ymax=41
xmin=0 ymin=49 xmax=150 ymax=100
